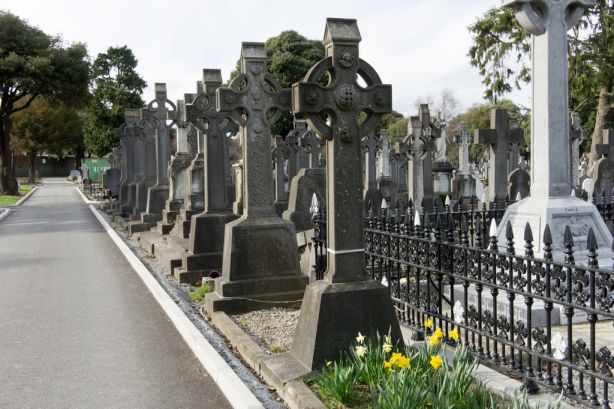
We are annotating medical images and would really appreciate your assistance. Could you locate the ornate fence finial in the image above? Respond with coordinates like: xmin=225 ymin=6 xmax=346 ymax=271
xmin=587 ymin=228 xmax=599 ymax=269
xmin=506 ymin=220 xmax=515 ymax=254
xmin=516 ymin=191 xmax=522 ymax=201
xmin=524 ymin=222 xmax=534 ymax=257
xmin=489 ymin=218 xmax=498 ymax=238
xmin=564 ymin=225 xmax=575 ymax=264
xmin=310 ymin=192 xmax=319 ymax=217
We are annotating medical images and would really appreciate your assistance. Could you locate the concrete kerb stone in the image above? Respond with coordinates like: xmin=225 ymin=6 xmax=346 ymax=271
xmin=88 ymin=204 xmax=264 ymax=409
xmin=1 ymin=186 xmax=40 ymax=208
xmin=0 ymin=208 xmax=11 ymax=222
xmin=206 ymin=309 xmax=325 ymax=409
xmin=75 ymin=187 xmax=101 ymax=204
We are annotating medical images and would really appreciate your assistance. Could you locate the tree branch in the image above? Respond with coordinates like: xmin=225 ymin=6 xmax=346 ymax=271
xmin=10 ymin=94 xmax=39 ymax=115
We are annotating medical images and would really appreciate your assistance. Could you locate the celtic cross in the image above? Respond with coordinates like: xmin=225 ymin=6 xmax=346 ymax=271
xmin=292 ymin=18 xmax=392 ymax=283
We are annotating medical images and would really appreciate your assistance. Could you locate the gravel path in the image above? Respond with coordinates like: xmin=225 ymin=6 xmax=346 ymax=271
xmin=231 ymin=308 xmax=300 ymax=353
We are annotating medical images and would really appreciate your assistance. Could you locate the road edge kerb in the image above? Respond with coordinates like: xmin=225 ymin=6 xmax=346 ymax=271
xmin=88 ymin=205 xmax=265 ymax=409
xmin=0 ymin=208 xmax=11 ymax=223
xmin=15 ymin=186 xmax=39 ymax=206
xmin=76 ymin=187 xmax=101 ymax=204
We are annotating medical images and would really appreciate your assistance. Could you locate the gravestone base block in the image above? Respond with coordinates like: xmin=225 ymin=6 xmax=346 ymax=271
xmin=291 ymin=279 xmax=403 ymax=371
xmin=283 ymin=168 xmax=326 ymax=232
xmin=157 ymin=199 xmax=183 ymax=235
xmin=498 ymin=196 xmax=614 ymax=263
xmin=452 ymin=174 xmax=476 ymax=199
xmin=184 ymin=212 xmax=240 ymax=271
xmin=145 ymin=184 xmax=169 ymax=216
xmin=377 ymin=176 xmax=393 ymax=203
xmin=205 ymin=275 xmax=307 ymax=314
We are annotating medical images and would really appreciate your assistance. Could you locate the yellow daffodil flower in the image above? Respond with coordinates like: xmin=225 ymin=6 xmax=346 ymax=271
xmin=429 ymin=334 xmax=441 ymax=345
xmin=424 ymin=318 xmax=433 ymax=329
xmin=355 ymin=345 xmax=367 ymax=357
xmin=433 ymin=328 xmax=443 ymax=338
xmin=356 ymin=332 xmax=365 ymax=344
xmin=384 ymin=360 xmax=392 ymax=371
xmin=430 ymin=355 xmax=443 ymax=369
xmin=449 ymin=328 xmax=459 ymax=341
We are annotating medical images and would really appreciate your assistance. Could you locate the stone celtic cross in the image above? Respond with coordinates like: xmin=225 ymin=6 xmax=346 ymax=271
xmin=292 ymin=18 xmax=392 ymax=283
xmin=141 ymin=83 xmax=177 ymax=187
xmin=217 ymin=43 xmax=292 ymax=217
xmin=504 ymin=0 xmax=596 ymax=197
xmin=272 ymin=135 xmax=289 ymax=202
xmin=185 ymin=69 xmax=238 ymax=212
xmin=300 ymin=124 xmax=324 ymax=168
xmin=474 ymin=109 xmax=524 ymax=202
xmin=455 ymin=123 xmax=472 ymax=176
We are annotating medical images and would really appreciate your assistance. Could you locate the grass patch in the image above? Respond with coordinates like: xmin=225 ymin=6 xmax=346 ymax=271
xmin=268 ymin=341 xmax=286 ymax=353
xmin=0 ymin=195 xmax=20 ymax=205
xmin=188 ymin=281 xmax=214 ymax=302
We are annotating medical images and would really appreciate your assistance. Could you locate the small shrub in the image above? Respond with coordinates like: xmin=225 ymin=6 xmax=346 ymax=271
xmin=188 ymin=281 xmax=214 ymax=302
xmin=268 ymin=341 xmax=285 ymax=353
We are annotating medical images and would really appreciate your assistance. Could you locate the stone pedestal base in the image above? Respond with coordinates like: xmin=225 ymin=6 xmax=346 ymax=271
xmin=120 ymin=184 xmax=129 ymax=205
xmin=452 ymin=174 xmax=476 ymax=199
xmin=157 ymin=199 xmax=183 ymax=235
xmin=377 ymin=175 xmax=393 ymax=203
xmin=133 ymin=181 xmax=149 ymax=214
xmin=274 ymin=201 xmax=288 ymax=217
xmin=497 ymin=196 xmax=614 ymax=263
xmin=145 ymin=184 xmax=169 ymax=215
xmin=363 ymin=188 xmax=384 ymax=216
xmin=290 ymin=280 xmax=403 ymax=370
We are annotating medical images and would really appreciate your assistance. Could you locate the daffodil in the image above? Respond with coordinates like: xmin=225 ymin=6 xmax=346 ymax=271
xmin=424 ymin=318 xmax=433 ymax=329
xmin=383 ymin=342 xmax=393 ymax=353
xmin=390 ymin=352 xmax=404 ymax=365
xmin=429 ymin=334 xmax=441 ymax=345
xmin=396 ymin=355 xmax=411 ymax=369
xmin=433 ymin=328 xmax=443 ymax=338
xmin=430 ymin=355 xmax=443 ymax=369
xmin=356 ymin=332 xmax=365 ymax=344
xmin=325 ymin=360 xmax=332 ymax=367
xmin=355 ymin=345 xmax=367 ymax=357
xmin=449 ymin=328 xmax=459 ymax=341
xmin=384 ymin=360 xmax=392 ymax=371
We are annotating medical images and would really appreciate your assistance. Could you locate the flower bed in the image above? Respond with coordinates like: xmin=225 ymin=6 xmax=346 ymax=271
xmin=308 ymin=322 xmax=560 ymax=409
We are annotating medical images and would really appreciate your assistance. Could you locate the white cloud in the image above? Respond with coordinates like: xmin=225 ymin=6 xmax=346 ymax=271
xmin=2 ymin=0 xmax=525 ymax=116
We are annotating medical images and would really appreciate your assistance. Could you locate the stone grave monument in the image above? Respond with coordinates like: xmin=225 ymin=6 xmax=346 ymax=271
xmin=498 ymin=0 xmax=613 ymax=261
xmin=452 ymin=123 xmax=476 ymax=199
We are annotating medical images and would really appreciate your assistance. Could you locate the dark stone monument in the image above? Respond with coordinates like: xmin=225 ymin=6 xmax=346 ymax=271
xmin=204 ymin=43 xmax=308 ymax=311
xmin=273 ymin=134 xmax=289 ymax=215
xmin=508 ymin=167 xmax=530 ymax=200
xmin=176 ymin=69 xmax=240 ymax=284
xmin=474 ymin=108 xmax=524 ymax=205
xmin=362 ymin=132 xmax=383 ymax=215
xmin=289 ymin=18 xmax=402 ymax=370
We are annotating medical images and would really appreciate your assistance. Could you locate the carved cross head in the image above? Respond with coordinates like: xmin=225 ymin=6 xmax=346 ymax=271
xmin=503 ymin=0 xmax=595 ymax=35
xmin=216 ymin=42 xmax=291 ymax=132
xmin=292 ymin=18 xmax=392 ymax=144
xmin=145 ymin=83 xmax=177 ymax=127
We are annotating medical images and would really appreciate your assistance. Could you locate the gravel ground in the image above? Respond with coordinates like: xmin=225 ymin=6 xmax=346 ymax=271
xmin=231 ymin=308 xmax=300 ymax=354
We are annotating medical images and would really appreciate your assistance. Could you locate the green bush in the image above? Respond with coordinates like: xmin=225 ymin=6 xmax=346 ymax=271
xmin=188 ymin=281 xmax=214 ymax=302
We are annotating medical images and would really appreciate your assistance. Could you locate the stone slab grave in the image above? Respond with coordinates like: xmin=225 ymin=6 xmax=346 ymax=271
xmin=273 ymin=18 xmax=402 ymax=374
xmin=128 ymin=84 xmax=177 ymax=235
xmin=452 ymin=123 xmax=476 ymax=199
xmin=498 ymin=0 xmax=613 ymax=263
xmin=175 ymin=70 xmax=240 ymax=283
xmin=204 ymin=43 xmax=309 ymax=312
xmin=474 ymin=108 xmax=524 ymax=206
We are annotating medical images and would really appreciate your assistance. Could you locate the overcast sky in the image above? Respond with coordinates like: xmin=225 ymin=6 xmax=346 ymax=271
xmin=2 ymin=0 xmax=530 ymax=116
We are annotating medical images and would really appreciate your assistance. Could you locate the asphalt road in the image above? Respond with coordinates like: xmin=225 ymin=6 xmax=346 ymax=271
xmin=0 ymin=180 xmax=232 ymax=409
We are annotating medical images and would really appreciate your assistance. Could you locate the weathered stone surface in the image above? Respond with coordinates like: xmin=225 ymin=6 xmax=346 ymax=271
xmin=289 ymin=18 xmax=402 ymax=370
xmin=474 ymin=108 xmax=523 ymax=204
xmin=508 ymin=167 xmax=530 ymax=200
xmin=283 ymin=168 xmax=325 ymax=232
xmin=452 ymin=123 xmax=476 ymax=198
xmin=593 ymin=157 xmax=614 ymax=203
xmin=498 ymin=0 xmax=612 ymax=262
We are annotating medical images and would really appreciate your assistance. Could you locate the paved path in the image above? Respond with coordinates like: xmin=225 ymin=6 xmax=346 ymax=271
xmin=0 ymin=180 xmax=232 ymax=409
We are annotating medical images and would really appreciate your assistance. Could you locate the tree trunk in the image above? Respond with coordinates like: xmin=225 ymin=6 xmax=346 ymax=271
xmin=27 ymin=151 xmax=37 ymax=184
xmin=0 ymin=117 xmax=19 ymax=195
xmin=75 ymin=144 xmax=85 ymax=170
xmin=589 ymin=82 xmax=613 ymax=173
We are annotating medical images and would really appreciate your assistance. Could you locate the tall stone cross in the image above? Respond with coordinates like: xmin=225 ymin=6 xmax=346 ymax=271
xmin=300 ymin=124 xmax=324 ymax=168
xmin=290 ymin=18 xmax=401 ymax=371
xmin=286 ymin=121 xmax=308 ymax=179
xmin=186 ymin=69 xmax=238 ymax=213
xmin=406 ymin=109 xmax=436 ymax=209
xmin=455 ymin=123 xmax=472 ymax=176
xmin=217 ymin=43 xmax=292 ymax=217
xmin=377 ymin=129 xmax=392 ymax=179
xmin=474 ymin=109 xmax=524 ymax=203
xmin=141 ymin=83 xmax=177 ymax=188
xmin=292 ymin=18 xmax=391 ymax=283
xmin=504 ymin=0 xmax=595 ymax=197
xmin=362 ymin=132 xmax=381 ymax=194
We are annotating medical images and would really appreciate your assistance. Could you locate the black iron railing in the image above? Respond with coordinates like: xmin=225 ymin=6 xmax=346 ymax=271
xmin=311 ymin=199 xmax=614 ymax=406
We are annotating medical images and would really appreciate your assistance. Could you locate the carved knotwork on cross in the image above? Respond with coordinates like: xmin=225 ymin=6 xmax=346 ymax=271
xmin=216 ymin=43 xmax=292 ymax=217
xmin=292 ymin=18 xmax=392 ymax=283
